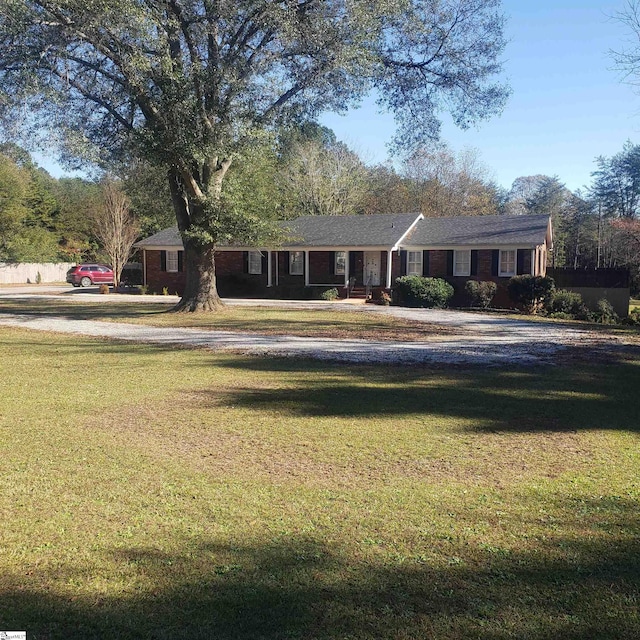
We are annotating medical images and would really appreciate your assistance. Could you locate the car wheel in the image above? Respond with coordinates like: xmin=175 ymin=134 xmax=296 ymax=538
xmin=80 ymin=276 xmax=92 ymax=287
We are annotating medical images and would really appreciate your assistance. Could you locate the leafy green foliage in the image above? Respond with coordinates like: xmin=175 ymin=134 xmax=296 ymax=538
xmin=0 ymin=0 xmax=509 ymax=307
xmin=394 ymin=275 xmax=454 ymax=308
xmin=592 ymin=298 xmax=620 ymax=324
xmin=465 ymin=280 xmax=497 ymax=308
xmin=507 ymin=275 xmax=555 ymax=314
xmin=319 ymin=288 xmax=339 ymax=301
xmin=545 ymin=289 xmax=588 ymax=319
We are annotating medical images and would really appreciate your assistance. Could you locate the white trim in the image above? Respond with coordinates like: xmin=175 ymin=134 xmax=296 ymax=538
xmin=391 ymin=213 xmax=424 ymax=251
xmin=453 ymin=249 xmax=471 ymax=277
xmin=499 ymin=248 xmax=517 ymax=277
xmin=401 ymin=244 xmax=536 ymax=251
xmin=304 ymin=251 xmax=310 ymax=286
xmin=267 ymin=251 xmax=273 ymax=287
xmin=386 ymin=250 xmax=393 ymax=289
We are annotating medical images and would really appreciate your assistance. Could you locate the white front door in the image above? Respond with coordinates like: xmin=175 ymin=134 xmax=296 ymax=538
xmin=364 ymin=251 xmax=381 ymax=286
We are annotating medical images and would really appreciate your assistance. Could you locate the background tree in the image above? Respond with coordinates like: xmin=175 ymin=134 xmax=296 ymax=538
xmin=361 ymin=164 xmax=415 ymax=216
xmin=281 ymin=138 xmax=369 ymax=217
xmin=591 ymin=141 xmax=640 ymax=219
xmin=93 ymin=179 xmax=139 ymax=288
xmin=0 ymin=152 xmax=30 ymax=260
xmin=0 ymin=0 xmax=509 ymax=311
xmin=401 ymin=144 xmax=500 ymax=217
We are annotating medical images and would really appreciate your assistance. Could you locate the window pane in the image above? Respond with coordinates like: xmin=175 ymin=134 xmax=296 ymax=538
xmin=407 ymin=251 xmax=422 ymax=275
xmin=167 ymin=251 xmax=178 ymax=272
xmin=290 ymin=251 xmax=304 ymax=275
xmin=248 ymin=251 xmax=262 ymax=275
xmin=335 ymin=251 xmax=346 ymax=275
xmin=500 ymin=250 xmax=515 ymax=276
xmin=454 ymin=250 xmax=470 ymax=276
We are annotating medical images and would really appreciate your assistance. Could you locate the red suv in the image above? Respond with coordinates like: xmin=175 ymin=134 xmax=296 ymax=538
xmin=66 ymin=264 xmax=114 ymax=287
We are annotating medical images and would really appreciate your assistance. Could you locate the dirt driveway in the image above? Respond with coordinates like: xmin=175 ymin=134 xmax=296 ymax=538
xmin=1 ymin=287 xmax=636 ymax=366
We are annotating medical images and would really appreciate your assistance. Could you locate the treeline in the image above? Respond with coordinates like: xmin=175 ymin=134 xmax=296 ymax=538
xmin=1 ymin=129 xmax=639 ymax=292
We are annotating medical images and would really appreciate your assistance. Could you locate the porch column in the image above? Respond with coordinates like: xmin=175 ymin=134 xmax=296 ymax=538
xmin=531 ymin=249 xmax=535 ymax=276
xmin=386 ymin=250 xmax=393 ymax=289
xmin=142 ymin=249 xmax=147 ymax=287
xmin=344 ymin=250 xmax=350 ymax=287
xmin=267 ymin=250 xmax=273 ymax=287
xmin=304 ymin=251 xmax=310 ymax=287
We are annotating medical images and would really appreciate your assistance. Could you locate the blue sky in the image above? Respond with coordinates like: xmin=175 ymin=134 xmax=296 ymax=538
xmin=321 ymin=0 xmax=640 ymax=193
xmin=35 ymin=0 xmax=640 ymax=194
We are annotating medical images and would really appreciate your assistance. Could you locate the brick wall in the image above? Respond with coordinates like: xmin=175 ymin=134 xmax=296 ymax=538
xmin=309 ymin=251 xmax=345 ymax=285
xmin=145 ymin=250 xmax=186 ymax=295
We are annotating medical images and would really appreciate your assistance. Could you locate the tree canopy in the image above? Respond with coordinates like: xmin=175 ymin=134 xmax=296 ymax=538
xmin=0 ymin=0 xmax=510 ymax=310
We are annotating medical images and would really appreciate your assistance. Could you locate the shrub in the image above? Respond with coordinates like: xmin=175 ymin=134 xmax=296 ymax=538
xmin=319 ymin=287 xmax=339 ymax=301
xmin=99 ymin=284 xmax=110 ymax=295
xmin=394 ymin=276 xmax=454 ymax=308
xmin=592 ymin=298 xmax=619 ymax=324
xmin=547 ymin=311 xmax=574 ymax=320
xmin=138 ymin=284 xmax=148 ymax=295
xmin=545 ymin=289 xmax=588 ymax=319
xmin=377 ymin=291 xmax=392 ymax=306
xmin=622 ymin=309 xmax=640 ymax=326
xmin=507 ymin=275 xmax=555 ymax=314
xmin=465 ymin=280 xmax=497 ymax=309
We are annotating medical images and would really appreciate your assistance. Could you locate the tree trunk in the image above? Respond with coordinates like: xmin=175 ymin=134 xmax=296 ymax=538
xmin=172 ymin=236 xmax=224 ymax=312
xmin=166 ymin=162 xmax=232 ymax=312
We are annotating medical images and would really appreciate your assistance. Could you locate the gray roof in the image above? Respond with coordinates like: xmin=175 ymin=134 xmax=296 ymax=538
xmin=135 ymin=213 xmax=422 ymax=249
xmin=281 ymin=213 xmax=421 ymax=247
xmin=404 ymin=214 xmax=551 ymax=247
xmin=135 ymin=213 xmax=551 ymax=250
xmin=135 ymin=226 xmax=183 ymax=248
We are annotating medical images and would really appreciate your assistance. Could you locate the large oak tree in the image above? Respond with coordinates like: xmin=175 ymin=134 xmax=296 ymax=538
xmin=0 ymin=0 xmax=509 ymax=310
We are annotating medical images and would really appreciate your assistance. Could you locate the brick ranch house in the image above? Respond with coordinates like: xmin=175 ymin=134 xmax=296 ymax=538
xmin=135 ymin=213 xmax=553 ymax=305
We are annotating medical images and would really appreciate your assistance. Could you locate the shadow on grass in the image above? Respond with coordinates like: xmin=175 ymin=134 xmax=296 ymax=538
xmin=3 ymin=511 xmax=639 ymax=640
xmin=208 ymin=349 xmax=640 ymax=433
xmin=0 ymin=300 xmax=170 ymax=321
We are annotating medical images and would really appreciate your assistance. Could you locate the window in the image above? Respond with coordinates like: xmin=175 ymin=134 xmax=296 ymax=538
xmin=335 ymin=251 xmax=346 ymax=275
xmin=248 ymin=251 xmax=262 ymax=275
xmin=166 ymin=250 xmax=179 ymax=273
xmin=454 ymin=250 xmax=471 ymax=277
xmin=289 ymin=251 xmax=304 ymax=275
xmin=499 ymin=249 xmax=516 ymax=277
xmin=407 ymin=251 xmax=422 ymax=276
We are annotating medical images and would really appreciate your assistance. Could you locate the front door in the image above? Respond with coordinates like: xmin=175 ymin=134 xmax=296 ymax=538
xmin=363 ymin=251 xmax=381 ymax=286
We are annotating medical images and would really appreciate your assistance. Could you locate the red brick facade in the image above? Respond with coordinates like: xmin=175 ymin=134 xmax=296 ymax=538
xmin=144 ymin=245 xmax=543 ymax=306
xmin=145 ymin=250 xmax=186 ymax=295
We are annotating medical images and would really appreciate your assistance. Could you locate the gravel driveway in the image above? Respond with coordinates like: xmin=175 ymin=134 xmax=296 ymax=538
xmin=0 ymin=289 xmax=629 ymax=366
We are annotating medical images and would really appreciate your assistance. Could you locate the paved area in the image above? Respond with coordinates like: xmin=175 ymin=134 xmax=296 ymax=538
xmin=0 ymin=284 xmax=628 ymax=366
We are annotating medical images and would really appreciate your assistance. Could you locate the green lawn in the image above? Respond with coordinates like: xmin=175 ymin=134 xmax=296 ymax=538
xmin=1 ymin=326 xmax=639 ymax=639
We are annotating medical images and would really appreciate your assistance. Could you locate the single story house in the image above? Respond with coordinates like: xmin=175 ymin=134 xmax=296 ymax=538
xmin=134 ymin=213 xmax=553 ymax=304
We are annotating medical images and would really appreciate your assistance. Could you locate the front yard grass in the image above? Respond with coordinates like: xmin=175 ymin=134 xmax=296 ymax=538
xmin=1 ymin=326 xmax=639 ymax=639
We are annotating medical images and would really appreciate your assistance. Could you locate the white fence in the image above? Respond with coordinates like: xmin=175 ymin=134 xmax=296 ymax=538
xmin=0 ymin=262 xmax=74 ymax=284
